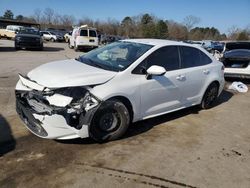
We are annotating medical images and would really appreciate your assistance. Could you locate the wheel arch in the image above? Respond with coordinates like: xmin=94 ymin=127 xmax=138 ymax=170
xmin=106 ymin=96 xmax=134 ymax=123
xmin=203 ymin=80 xmax=220 ymax=97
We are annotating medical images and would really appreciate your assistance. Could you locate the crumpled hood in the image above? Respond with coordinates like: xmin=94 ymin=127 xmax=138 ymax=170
xmin=27 ymin=59 xmax=117 ymax=88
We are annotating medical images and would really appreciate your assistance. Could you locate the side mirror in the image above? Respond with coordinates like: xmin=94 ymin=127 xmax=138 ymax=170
xmin=147 ymin=65 xmax=166 ymax=75
xmin=40 ymin=33 xmax=43 ymax=36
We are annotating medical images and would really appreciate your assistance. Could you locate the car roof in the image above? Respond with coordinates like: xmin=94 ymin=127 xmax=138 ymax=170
xmin=122 ymin=39 xmax=197 ymax=48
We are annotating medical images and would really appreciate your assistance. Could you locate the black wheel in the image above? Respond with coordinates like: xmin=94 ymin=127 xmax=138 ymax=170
xmin=39 ymin=45 xmax=43 ymax=51
xmin=15 ymin=44 xmax=20 ymax=50
xmin=90 ymin=100 xmax=130 ymax=142
xmin=200 ymin=82 xmax=219 ymax=109
xmin=50 ymin=38 xmax=55 ymax=42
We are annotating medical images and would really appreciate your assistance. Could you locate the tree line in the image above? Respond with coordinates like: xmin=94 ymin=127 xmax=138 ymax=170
xmin=1 ymin=9 xmax=249 ymax=41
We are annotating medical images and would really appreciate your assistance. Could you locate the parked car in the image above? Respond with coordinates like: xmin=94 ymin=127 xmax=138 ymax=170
xmin=68 ymin=25 xmax=98 ymax=51
xmin=15 ymin=39 xmax=225 ymax=142
xmin=15 ymin=28 xmax=43 ymax=50
xmin=40 ymin=31 xmax=64 ymax=42
xmin=0 ymin=25 xmax=24 ymax=39
xmin=64 ymin=31 xmax=72 ymax=43
xmin=40 ymin=31 xmax=56 ymax=41
xmin=45 ymin=28 xmax=67 ymax=41
xmin=202 ymin=40 xmax=224 ymax=53
xmin=220 ymin=42 xmax=250 ymax=78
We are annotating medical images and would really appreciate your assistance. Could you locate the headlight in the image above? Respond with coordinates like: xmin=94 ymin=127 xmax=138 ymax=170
xmin=54 ymin=87 xmax=88 ymax=101
xmin=70 ymin=92 xmax=99 ymax=112
xmin=52 ymin=87 xmax=99 ymax=112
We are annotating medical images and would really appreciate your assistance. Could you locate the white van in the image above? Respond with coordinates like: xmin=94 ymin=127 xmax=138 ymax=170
xmin=68 ymin=25 xmax=98 ymax=51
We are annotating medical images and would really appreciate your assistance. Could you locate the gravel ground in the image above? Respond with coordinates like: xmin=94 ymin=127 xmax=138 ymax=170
xmin=0 ymin=39 xmax=250 ymax=188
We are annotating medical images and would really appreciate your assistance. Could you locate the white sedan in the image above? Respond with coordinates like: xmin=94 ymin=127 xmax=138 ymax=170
xmin=15 ymin=39 xmax=225 ymax=142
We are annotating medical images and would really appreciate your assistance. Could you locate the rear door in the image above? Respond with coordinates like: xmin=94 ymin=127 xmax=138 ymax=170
xmin=76 ymin=29 xmax=88 ymax=46
xmin=178 ymin=46 xmax=212 ymax=105
xmin=88 ymin=29 xmax=98 ymax=46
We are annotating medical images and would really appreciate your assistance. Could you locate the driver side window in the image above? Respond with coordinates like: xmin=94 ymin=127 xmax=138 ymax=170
xmin=132 ymin=46 xmax=180 ymax=74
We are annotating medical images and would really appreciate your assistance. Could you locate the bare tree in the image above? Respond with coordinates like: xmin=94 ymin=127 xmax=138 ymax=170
xmin=33 ymin=8 xmax=42 ymax=23
xmin=168 ymin=20 xmax=188 ymax=40
xmin=183 ymin=15 xmax=201 ymax=31
xmin=61 ymin=15 xmax=76 ymax=29
xmin=227 ymin=25 xmax=240 ymax=40
xmin=79 ymin=17 xmax=95 ymax=27
xmin=52 ymin=13 xmax=62 ymax=27
xmin=43 ymin=8 xmax=54 ymax=25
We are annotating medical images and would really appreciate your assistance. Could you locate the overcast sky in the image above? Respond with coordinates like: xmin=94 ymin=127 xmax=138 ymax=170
xmin=1 ymin=0 xmax=250 ymax=33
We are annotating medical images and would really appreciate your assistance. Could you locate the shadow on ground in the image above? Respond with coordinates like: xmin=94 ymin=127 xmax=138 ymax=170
xmin=0 ymin=114 xmax=16 ymax=157
xmin=124 ymin=89 xmax=234 ymax=139
xmin=225 ymin=78 xmax=250 ymax=85
xmin=0 ymin=46 xmax=64 ymax=52
xmin=0 ymin=47 xmax=15 ymax=52
xmin=42 ymin=47 xmax=65 ymax=52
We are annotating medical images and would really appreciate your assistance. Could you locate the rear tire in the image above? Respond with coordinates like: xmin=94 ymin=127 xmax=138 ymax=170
xmin=74 ymin=43 xmax=78 ymax=51
xmin=200 ymin=82 xmax=219 ymax=109
xmin=90 ymin=100 xmax=130 ymax=142
xmin=50 ymin=38 xmax=55 ymax=42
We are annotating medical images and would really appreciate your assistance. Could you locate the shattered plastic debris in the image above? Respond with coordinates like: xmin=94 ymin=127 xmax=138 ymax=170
xmin=228 ymin=82 xmax=248 ymax=93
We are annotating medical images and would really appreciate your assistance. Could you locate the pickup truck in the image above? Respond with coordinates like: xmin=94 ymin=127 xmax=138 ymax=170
xmin=0 ymin=25 xmax=24 ymax=39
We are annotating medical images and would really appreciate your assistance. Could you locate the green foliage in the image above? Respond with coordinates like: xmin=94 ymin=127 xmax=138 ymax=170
xmin=16 ymin=15 xmax=24 ymax=21
xmin=140 ymin=14 xmax=156 ymax=38
xmin=155 ymin=20 xmax=168 ymax=39
xmin=3 ymin=10 xmax=14 ymax=19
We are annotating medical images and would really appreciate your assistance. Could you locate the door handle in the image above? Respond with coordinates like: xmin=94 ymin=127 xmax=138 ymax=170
xmin=203 ymin=69 xmax=210 ymax=75
xmin=176 ymin=75 xmax=185 ymax=81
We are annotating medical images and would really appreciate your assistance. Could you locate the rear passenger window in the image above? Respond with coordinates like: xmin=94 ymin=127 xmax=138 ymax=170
xmin=180 ymin=46 xmax=200 ymax=68
xmin=89 ymin=30 xmax=97 ymax=37
xmin=147 ymin=46 xmax=180 ymax=71
xmin=180 ymin=46 xmax=212 ymax=68
xmin=199 ymin=51 xmax=212 ymax=65
xmin=80 ymin=30 xmax=88 ymax=36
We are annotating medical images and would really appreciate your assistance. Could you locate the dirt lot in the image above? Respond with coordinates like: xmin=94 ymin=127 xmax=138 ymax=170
xmin=0 ymin=39 xmax=250 ymax=188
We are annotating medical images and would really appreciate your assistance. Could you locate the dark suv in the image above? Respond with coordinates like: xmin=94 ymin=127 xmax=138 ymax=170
xmin=15 ymin=28 xmax=43 ymax=50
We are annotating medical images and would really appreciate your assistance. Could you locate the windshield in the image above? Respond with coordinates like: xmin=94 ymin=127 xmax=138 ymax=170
xmin=18 ymin=28 xmax=40 ymax=35
xmin=77 ymin=41 xmax=153 ymax=72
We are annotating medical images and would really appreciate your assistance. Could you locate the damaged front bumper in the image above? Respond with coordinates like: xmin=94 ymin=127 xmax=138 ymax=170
xmin=15 ymin=76 xmax=100 ymax=140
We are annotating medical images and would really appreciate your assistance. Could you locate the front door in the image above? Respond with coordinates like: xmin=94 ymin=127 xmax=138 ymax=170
xmin=138 ymin=46 xmax=183 ymax=118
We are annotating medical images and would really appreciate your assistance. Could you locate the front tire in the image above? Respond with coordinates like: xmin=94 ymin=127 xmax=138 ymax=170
xmin=200 ymin=82 xmax=219 ymax=109
xmin=50 ymin=38 xmax=55 ymax=42
xmin=15 ymin=44 xmax=20 ymax=50
xmin=90 ymin=100 xmax=130 ymax=142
